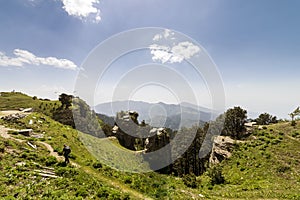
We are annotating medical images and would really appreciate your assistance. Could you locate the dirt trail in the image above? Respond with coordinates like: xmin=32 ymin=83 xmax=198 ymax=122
xmin=38 ymin=141 xmax=79 ymax=168
xmin=0 ymin=125 xmax=23 ymax=143
xmin=0 ymin=124 xmax=79 ymax=167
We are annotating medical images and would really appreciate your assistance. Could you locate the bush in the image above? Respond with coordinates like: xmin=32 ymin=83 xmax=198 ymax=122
xmin=182 ymin=173 xmax=198 ymax=188
xmin=208 ymin=166 xmax=225 ymax=185
xmin=92 ymin=162 xmax=102 ymax=169
xmin=277 ymin=165 xmax=291 ymax=173
xmin=0 ymin=143 xmax=5 ymax=153
xmin=292 ymin=132 xmax=299 ymax=137
xmin=75 ymin=187 xmax=89 ymax=198
xmin=55 ymin=166 xmax=79 ymax=178
xmin=96 ymin=187 xmax=110 ymax=198
xmin=108 ymin=191 xmax=121 ymax=200
xmin=291 ymin=120 xmax=296 ymax=126
xmin=45 ymin=156 xmax=57 ymax=166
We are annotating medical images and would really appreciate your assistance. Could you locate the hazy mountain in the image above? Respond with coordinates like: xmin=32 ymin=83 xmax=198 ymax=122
xmin=94 ymin=101 xmax=216 ymax=130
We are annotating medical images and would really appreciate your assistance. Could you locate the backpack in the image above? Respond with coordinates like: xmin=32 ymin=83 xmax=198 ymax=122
xmin=64 ymin=146 xmax=71 ymax=154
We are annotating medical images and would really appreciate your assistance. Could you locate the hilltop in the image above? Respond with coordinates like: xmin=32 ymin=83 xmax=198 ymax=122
xmin=0 ymin=92 xmax=300 ymax=199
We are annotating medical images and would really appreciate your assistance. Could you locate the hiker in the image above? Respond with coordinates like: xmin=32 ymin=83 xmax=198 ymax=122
xmin=63 ymin=144 xmax=71 ymax=164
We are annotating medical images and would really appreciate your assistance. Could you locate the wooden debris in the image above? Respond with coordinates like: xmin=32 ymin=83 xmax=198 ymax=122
xmin=27 ymin=141 xmax=37 ymax=149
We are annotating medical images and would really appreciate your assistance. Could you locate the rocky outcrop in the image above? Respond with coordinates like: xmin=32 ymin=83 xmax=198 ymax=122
xmin=2 ymin=113 xmax=27 ymax=121
xmin=209 ymin=136 xmax=237 ymax=165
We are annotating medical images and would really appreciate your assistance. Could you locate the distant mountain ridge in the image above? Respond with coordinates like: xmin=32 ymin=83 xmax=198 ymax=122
xmin=94 ymin=100 xmax=216 ymax=130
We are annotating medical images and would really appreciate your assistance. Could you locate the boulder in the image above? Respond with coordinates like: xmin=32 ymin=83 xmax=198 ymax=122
xmin=209 ymin=136 xmax=237 ymax=165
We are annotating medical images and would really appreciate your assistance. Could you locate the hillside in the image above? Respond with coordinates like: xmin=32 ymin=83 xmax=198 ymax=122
xmin=0 ymin=92 xmax=61 ymax=118
xmin=197 ymin=121 xmax=300 ymax=199
xmin=1 ymin=92 xmax=300 ymax=199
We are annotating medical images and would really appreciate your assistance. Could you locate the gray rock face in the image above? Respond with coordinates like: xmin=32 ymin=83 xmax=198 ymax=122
xmin=209 ymin=136 xmax=237 ymax=165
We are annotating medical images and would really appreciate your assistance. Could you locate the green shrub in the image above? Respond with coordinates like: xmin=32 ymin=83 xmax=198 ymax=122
xmin=55 ymin=166 xmax=79 ymax=178
xmin=96 ymin=187 xmax=110 ymax=198
xmin=108 ymin=191 xmax=121 ymax=200
xmin=0 ymin=143 xmax=5 ymax=153
xmin=122 ymin=193 xmax=131 ymax=200
xmin=7 ymin=130 xmax=18 ymax=135
xmin=291 ymin=120 xmax=296 ymax=126
xmin=291 ymin=132 xmax=299 ymax=137
xmin=4 ymin=140 xmax=13 ymax=147
xmin=208 ymin=166 xmax=225 ymax=185
xmin=45 ymin=156 xmax=57 ymax=166
xmin=153 ymin=187 xmax=168 ymax=199
xmin=277 ymin=165 xmax=291 ymax=173
xmin=75 ymin=187 xmax=89 ymax=198
xmin=123 ymin=176 xmax=132 ymax=184
xmin=182 ymin=173 xmax=198 ymax=188
xmin=92 ymin=162 xmax=102 ymax=169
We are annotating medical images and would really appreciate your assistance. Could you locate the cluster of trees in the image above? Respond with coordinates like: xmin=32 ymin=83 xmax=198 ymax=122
xmin=52 ymin=93 xmax=111 ymax=138
xmin=52 ymin=93 xmax=75 ymax=127
xmin=222 ymin=106 xmax=247 ymax=139
xmin=255 ymin=113 xmax=277 ymax=125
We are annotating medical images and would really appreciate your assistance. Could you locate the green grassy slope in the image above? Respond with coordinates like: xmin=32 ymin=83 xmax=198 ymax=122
xmin=0 ymin=133 xmax=131 ymax=199
xmin=197 ymin=122 xmax=300 ymax=199
xmin=0 ymin=92 xmax=60 ymax=117
xmin=0 ymin=112 xmax=198 ymax=199
xmin=0 ymin=92 xmax=199 ymax=199
xmin=79 ymin=134 xmax=151 ymax=172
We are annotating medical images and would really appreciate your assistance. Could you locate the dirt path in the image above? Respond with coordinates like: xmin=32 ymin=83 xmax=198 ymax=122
xmin=38 ymin=141 xmax=79 ymax=168
xmin=0 ymin=125 xmax=24 ymax=143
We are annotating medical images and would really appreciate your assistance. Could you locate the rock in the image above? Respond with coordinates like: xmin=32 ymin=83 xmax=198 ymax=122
xmin=31 ymin=134 xmax=44 ymax=139
xmin=2 ymin=113 xmax=26 ymax=121
xmin=22 ymin=108 xmax=33 ymax=113
xmin=18 ymin=129 xmax=33 ymax=137
xmin=15 ymin=162 xmax=26 ymax=167
xmin=199 ymin=194 xmax=205 ymax=198
xmin=209 ymin=136 xmax=237 ymax=165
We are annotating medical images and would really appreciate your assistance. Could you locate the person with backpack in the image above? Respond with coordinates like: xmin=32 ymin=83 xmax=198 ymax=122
xmin=63 ymin=144 xmax=71 ymax=164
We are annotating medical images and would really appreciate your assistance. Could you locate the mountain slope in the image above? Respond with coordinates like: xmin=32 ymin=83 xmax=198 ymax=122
xmin=95 ymin=100 xmax=214 ymax=129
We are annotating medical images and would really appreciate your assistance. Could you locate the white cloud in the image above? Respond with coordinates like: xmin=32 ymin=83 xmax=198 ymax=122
xmin=61 ymin=0 xmax=101 ymax=23
xmin=171 ymin=42 xmax=201 ymax=60
xmin=153 ymin=34 xmax=162 ymax=41
xmin=152 ymin=29 xmax=175 ymax=41
xmin=0 ymin=49 xmax=77 ymax=70
xmin=149 ymin=42 xmax=201 ymax=63
xmin=164 ymin=29 xmax=172 ymax=39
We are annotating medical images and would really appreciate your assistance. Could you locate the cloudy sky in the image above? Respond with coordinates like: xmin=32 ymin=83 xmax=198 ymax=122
xmin=0 ymin=0 xmax=300 ymax=119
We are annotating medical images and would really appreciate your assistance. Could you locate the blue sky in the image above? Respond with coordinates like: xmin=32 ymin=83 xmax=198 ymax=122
xmin=0 ymin=0 xmax=300 ymax=119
